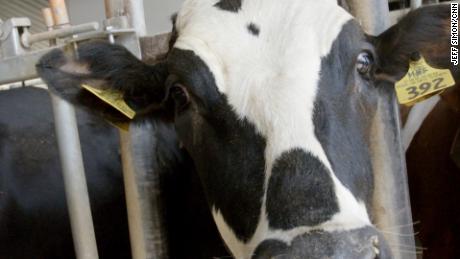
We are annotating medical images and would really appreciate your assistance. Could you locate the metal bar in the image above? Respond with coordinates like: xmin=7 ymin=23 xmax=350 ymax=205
xmin=119 ymin=131 xmax=148 ymax=259
xmin=104 ymin=0 xmax=125 ymax=18
xmin=104 ymin=0 xmax=168 ymax=258
xmin=346 ymin=1 xmax=416 ymax=259
xmin=123 ymin=0 xmax=147 ymax=37
xmin=50 ymin=0 xmax=70 ymax=27
xmin=347 ymin=0 xmax=390 ymax=35
xmin=0 ymin=78 xmax=46 ymax=91
xmin=22 ymin=22 xmax=99 ymax=47
xmin=411 ymin=0 xmax=423 ymax=9
xmin=0 ymin=47 xmax=60 ymax=85
xmin=50 ymin=95 xmax=99 ymax=259
xmin=46 ymin=2 xmax=100 ymax=258
xmin=104 ymin=1 xmax=148 ymax=258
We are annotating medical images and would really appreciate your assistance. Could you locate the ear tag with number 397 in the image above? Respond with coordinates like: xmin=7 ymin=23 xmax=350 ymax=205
xmin=395 ymin=55 xmax=456 ymax=106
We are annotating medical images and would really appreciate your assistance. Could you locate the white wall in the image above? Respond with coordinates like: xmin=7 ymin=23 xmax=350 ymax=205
xmin=67 ymin=0 xmax=105 ymax=25
xmin=144 ymin=0 xmax=184 ymax=34
xmin=66 ymin=0 xmax=184 ymax=35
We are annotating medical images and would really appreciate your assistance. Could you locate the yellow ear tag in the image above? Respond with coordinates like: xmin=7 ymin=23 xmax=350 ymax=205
xmin=81 ymin=84 xmax=136 ymax=119
xmin=395 ymin=56 xmax=456 ymax=106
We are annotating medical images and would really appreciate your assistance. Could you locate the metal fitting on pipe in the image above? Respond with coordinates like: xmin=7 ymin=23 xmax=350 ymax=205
xmin=21 ymin=22 xmax=99 ymax=48
xmin=105 ymin=0 xmax=125 ymax=18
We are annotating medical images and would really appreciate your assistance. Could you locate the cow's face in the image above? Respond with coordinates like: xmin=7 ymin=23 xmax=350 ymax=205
xmin=37 ymin=1 xmax=453 ymax=258
xmin=165 ymin=0 xmax=383 ymax=258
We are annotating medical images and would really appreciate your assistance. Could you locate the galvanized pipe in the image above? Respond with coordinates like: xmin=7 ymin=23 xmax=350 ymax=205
xmin=347 ymin=0 xmax=390 ymax=35
xmin=104 ymin=0 xmax=146 ymax=36
xmin=119 ymin=131 xmax=148 ymax=259
xmin=50 ymin=95 xmax=99 ymax=259
xmin=50 ymin=0 xmax=70 ymax=27
xmin=104 ymin=0 xmax=125 ymax=19
xmin=46 ymin=2 xmax=100 ymax=259
xmin=411 ymin=0 xmax=423 ymax=9
xmin=123 ymin=0 xmax=147 ymax=36
xmin=104 ymin=1 xmax=163 ymax=258
xmin=346 ymin=1 xmax=416 ymax=259
xmin=22 ymin=22 xmax=99 ymax=47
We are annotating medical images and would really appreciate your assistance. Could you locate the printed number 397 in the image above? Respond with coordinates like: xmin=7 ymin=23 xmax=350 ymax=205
xmin=405 ymin=78 xmax=445 ymax=100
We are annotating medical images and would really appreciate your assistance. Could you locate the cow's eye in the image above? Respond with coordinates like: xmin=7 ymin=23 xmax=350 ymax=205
xmin=356 ymin=51 xmax=374 ymax=76
xmin=170 ymin=83 xmax=190 ymax=111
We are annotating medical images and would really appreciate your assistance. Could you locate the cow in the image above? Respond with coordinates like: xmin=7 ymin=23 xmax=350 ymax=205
xmin=403 ymin=91 xmax=460 ymax=259
xmin=400 ymin=85 xmax=460 ymax=257
xmin=0 ymin=87 xmax=131 ymax=259
xmin=0 ymin=87 xmax=227 ymax=258
xmin=36 ymin=1 xmax=455 ymax=258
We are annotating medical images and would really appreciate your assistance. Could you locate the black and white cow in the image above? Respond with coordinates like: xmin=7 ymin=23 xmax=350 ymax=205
xmin=0 ymin=87 xmax=227 ymax=258
xmin=0 ymin=87 xmax=131 ymax=259
xmin=37 ymin=1 xmax=454 ymax=258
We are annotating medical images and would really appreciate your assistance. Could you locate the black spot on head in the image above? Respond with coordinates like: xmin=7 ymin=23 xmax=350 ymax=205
xmin=252 ymin=239 xmax=289 ymax=259
xmin=247 ymin=23 xmax=260 ymax=36
xmin=266 ymin=149 xmax=339 ymax=230
xmin=214 ymin=0 xmax=242 ymax=13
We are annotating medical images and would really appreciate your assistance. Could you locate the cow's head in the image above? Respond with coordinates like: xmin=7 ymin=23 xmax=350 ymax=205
xmin=37 ymin=1 xmax=454 ymax=258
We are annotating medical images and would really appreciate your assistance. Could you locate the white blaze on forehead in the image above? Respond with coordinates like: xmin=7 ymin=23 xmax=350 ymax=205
xmin=175 ymin=0 xmax=351 ymax=165
xmin=175 ymin=0 xmax=371 ymax=256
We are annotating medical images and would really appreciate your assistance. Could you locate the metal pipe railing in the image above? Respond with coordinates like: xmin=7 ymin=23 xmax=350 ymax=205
xmin=347 ymin=0 xmax=391 ymax=35
xmin=105 ymin=0 xmax=168 ymax=258
xmin=1 ymin=0 xmax=156 ymax=258
xmin=22 ymin=22 xmax=99 ymax=48
xmin=51 ymin=95 xmax=99 ymax=259
xmin=119 ymin=131 xmax=148 ymax=259
xmin=411 ymin=0 xmax=423 ymax=9
xmin=45 ymin=1 xmax=100 ymax=259
xmin=123 ymin=0 xmax=147 ymax=37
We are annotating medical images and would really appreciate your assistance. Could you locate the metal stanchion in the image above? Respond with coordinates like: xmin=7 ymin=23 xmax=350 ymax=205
xmin=347 ymin=1 xmax=416 ymax=259
xmin=411 ymin=0 xmax=423 ymax=9
xmin=104 ymin=0 xmax=168 ymax=258
xmin=347 ymin=0 xmax=390 ymax=34
xmin=119 ymin=131 xmax=148 ymax=259
xmin=50 ymin=95 xmax=99 ymax=259
xmin=123 ymin=0 xmax=147 ymax=37
xmin=44 ymin=2 xmax=99 ymax=259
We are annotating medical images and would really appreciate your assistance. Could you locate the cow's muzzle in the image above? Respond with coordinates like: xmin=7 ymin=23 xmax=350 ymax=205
xmin=252 ymin=226 xmax=392 ymax=259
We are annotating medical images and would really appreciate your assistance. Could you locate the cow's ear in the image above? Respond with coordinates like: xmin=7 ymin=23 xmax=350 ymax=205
xmin=36 ymin=40 xmax=169 ymax=122
xmin=373 ymin=4 xmax=459 ymax=82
